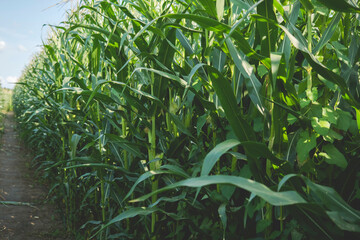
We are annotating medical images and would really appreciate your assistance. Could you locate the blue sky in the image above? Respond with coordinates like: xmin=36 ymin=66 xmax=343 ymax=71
xmin=0 ymin=0 xmax=76 ymax=89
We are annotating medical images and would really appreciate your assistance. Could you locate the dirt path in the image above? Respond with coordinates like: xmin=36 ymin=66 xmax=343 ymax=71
xmin=0 ymin=112 xmax=67 ymax=240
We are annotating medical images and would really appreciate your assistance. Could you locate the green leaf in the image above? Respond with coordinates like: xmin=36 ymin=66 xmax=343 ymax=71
xmin=303 ymin=176 xmax=360 ymax=231
xmin=218 ymin=203 xmax=227 ymax=235
xmin=326 ymin=211 xmax=360 ymax=232
xmin=311 ymin=117 xmax=330 ymax=136
xmin=322 ymin=107 xmax=338 ymax=125
xmin=131 ymin=175 xmax=306 ymax=206
xmin=83 ymin=80 xmax=112 ymax=109
xmin=252 ymin=14 xmax=360 ymax=109
xmin=169 ymin=113 xmax=192 ymax=136
xmin=196 ymin=113 xmax=208 ymax=136
xmin=257 ymin=0 xmax=277 ymax=57
xmin=279 ymin=0 xmax=300 ymax=65
xmin=225 ymin=38 xmax=265 ymax=116
xmin=306 ymin=87 xmax=318 ymax=102
xmin=256 ymin=219 xmax=272 ymax=233
xmin=300 ymin=0 xmax=314 ymax=11
xmin=91 ymin=39 xmax=101 ymax=76
xmin=199 ymin=0 xmax=217 ymax=18
xmin=355 ymin=108 xmax=360 ymax=133
xmin=216 ymin=0 xmax=225 ymax=20
xmin=70 ymin=134 xmax=81 ymax=159
xmin=176 ymin=29 xmax=194 ymax=55
xmin=207 ymin=67 xmax=256 ymax=142
xmin=337 ymin=110 xmax=352 ymax=131
xmin=106 ymin=134 xmax=145 ymax=158
xmin=165 ymin=13 xmax=270 ymax=68
xmin=316 ymin=0 xmax=360 ymax=13
xmin=312 ymin=13 xmax=341 ymax=54
xmin=320 ymin=144 xmax=347 ymax=169
xmin=201 ymin=139 xmax=241 ymax=176
xmin=124 ymin=170 xmax=171 ymax=201
xmin=270 ymin=52 xmax=283 ymax=89
xmin=93 ymin=207 xmax=159 ymax=238
xmin=323 ymin=128 xmax=343 ymax=143
xmin=296 ymin=130 xmax=317 ymax=164
xmin=154 ymin=28 xmax=176 ymax=102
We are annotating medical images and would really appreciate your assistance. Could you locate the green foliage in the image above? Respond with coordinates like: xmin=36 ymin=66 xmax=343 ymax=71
xmin=0 ymin=87 xmax=13 ymax=134
xmin=12 ymin=0 xmax=360 ymax=239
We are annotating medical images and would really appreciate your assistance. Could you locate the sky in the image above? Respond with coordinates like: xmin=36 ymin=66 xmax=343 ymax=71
xmin=0 ymin=0 xmax=78 ymax=89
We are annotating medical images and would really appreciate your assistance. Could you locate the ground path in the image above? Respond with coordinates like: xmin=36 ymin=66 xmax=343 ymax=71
xmin=0 ymin=112 xmax=67 ymax=240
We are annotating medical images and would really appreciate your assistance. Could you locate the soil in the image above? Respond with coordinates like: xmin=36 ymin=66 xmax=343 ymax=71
xmin=0 ymin=112 xmax=68 ymax=240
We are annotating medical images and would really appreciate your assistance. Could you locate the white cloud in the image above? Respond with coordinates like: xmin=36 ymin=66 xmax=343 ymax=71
xmin=18 ymin=44 xmax=28 ymax=52
xmin=0 ymin=76 xmax=6 ymax=88
xmin=0 ymin=41 xmax=5 ymax=51
xmin=6 ymin=76 xmax=18 ymax=84
xmin=0 ymin=76 xmax=17 ymax=89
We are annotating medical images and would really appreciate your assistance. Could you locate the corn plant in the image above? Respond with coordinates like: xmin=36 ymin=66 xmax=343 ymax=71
xmin=13 ymin=0 xmax=360 ymax=239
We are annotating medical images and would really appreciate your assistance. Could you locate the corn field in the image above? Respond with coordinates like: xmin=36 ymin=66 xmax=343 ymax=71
xmin=0 ymin=88 xmax=12 ymax=132
xmin=12 ymin=0 xmax=360 ymax=239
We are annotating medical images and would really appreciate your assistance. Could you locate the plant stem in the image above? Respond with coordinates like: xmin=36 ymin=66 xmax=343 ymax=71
xmin=307 ymin=10 xmax=313 ymax=91
xmin=122 ymin=117 xmax=128 ymax=170
xmin=150 ymin=73 xmax=157 ymax=240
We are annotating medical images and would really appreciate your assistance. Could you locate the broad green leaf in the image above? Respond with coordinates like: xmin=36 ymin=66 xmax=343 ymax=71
xmin=322 ymin=107 xmax=338 ymax=125
xmin=296 ymin=130 xmax=317 ymax=164
xmin=323 ymin=129 xmax=343 ymax=143
xmin=306 ymin=87 xmax=318 ymax=102
xmin=326 ymin=211 xmax=360 ymax=232
xmin=131 ymin=175 xmax=306 ymax=206
xmin=311 ymin=117 xmax=330 ymax=136
xmin=320 ymin=144 xmax=347 ymax=169
xmin=303 ymin=177 xmax=360 ymax=230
